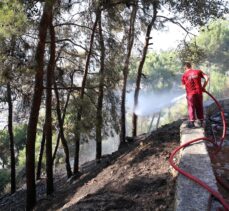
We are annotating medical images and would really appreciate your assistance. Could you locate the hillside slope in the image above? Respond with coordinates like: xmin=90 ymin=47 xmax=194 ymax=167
xmin=0 ymin=120 xmax=181 ymax=211
xmin=37 ymin=120 xmax=181 ymax=211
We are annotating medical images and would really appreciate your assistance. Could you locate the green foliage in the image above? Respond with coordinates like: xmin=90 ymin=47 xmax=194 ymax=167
xmin=0 ymin=169 xmax=10 ymax=194
xmin=18 ymin=147 xmax=26 ymax=167
xmin=0 ymin=130 xmax=9 ymax=167
xmin=208 ymin=68 xmax=228 ymax=97
xmin=161 ymin=100 xmax=187 ymax=125
xmin=168 ymin=0 xmax=229 ymax=26
xmin=18 ymin=130 xmax=43 ymax=167
xmin=196 ymin=19 xmax=229 ymax=72
xmin=0 ymin=124 xmax=27 ymax=167
xmin=130 ymin=19 xmax=229 ymax=127
xmin=178 ymin=19 xmax=229 ymax=70
xmin=130 ymin=51 xmax=182 ymax=91
xmin=177 ymin=19 xmax=229 ymax=98
xmin=67 ymin=92 xmax=117 ymax=142
xmin=178 ymin=42 xmax=206 ymax=65
xmin=14 ymin=124 xmax=27 ymax=152
xmin=0 ymin=0 xmax=27 ymax=40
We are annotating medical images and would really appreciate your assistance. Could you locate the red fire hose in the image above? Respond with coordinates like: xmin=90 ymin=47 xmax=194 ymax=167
xmin=169 ymin=90 xmax=229 ymax=210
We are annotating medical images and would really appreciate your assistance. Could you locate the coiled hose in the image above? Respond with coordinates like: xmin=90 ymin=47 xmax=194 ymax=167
xmin=169 ymin=90 xmax=229 ymax=210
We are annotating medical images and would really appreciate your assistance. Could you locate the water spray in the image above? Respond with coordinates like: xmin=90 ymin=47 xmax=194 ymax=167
xmin=134 ymin=92 xmax=186 ymax=116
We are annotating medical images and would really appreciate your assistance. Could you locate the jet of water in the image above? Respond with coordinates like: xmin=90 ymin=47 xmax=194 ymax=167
xmin=131 ymin=91 xmax=185 ymax=116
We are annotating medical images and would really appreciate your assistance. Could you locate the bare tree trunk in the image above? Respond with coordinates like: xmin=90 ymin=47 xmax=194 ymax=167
xmin=148 ymin=114 xmax=155 ymax=132
xmin=74 ymin=132 xmax=80 ymax=175
xmin=26 ymin=1 xmax=55 ymax=209
xmin=53 ymin=133 xmax=61 ymax=164
xmin=45 ymin=21 xmax=55 ymax=195
xmin=52 ymin=92 xmax=70 ymax=162
xmin=52 ymin=71 xmax=74 ymax=162
xmin=156 ymin=112 xmax=161 ymax=129
xmin=7 ymin=82 xmax=16 ymax=194
xmin=96 ymin=10 xmax=105 ymax=162
xmin=36 ymin=124 xmax=46 ymax=180
xmin=120 ymin=4 xmax=137 ymax=145
xmin=73 ymin=11 xmax=99 ymax=174
xmin=132 ymin=2 xmax=158 ymax=137
xmin=54 ymin=80 xmax=72 ymax=177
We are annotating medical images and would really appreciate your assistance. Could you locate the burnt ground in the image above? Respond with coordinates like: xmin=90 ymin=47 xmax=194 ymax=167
xmin=206 ymin=112 xmax=229 ymax=205
xmin=0 ymin=120 xmax=182 ymax=211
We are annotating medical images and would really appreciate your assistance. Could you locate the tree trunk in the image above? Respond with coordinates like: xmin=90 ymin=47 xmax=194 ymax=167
xmin=52 ymin=91 xmax=70 ymax=162
xmin=54 ymin=80 xmax=72 ymax=177
xmin=132 ymin=2 xmax=158 ymax=137
xmin=148 ymin=114 xmax=155 ymax=132
xmin=73 ymin=10 xmax=99 ymax=174
xmin=156 ymin=112 xmax=161 ymax=130
xmin=53 ymin=131 xmax=61 ymax=164
xmin=74 ymin=132 xmax=80 ymax=174
xmin=26 ymin=1 xmax=55 ymax=209
xmin=120 ymin=4 xmax=137 ymax=144
xmin=36 ymin=124 xmax=46 ymax=180
xmin=45 ymin=21 xmax=55 ymax=195
xmin=7 ymin=82 xmax=16 ymax=194
xmin=96 ymin=10 xmax=105 ymax=162
xmin=51 ymin=42 xmax=73 ymax=176
xmin=52 ymin=70 xmax=74 ymax=168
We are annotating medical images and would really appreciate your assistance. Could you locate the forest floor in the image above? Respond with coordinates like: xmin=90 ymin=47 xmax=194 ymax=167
xmin=0 ymin=120 xmax=182 ymax=211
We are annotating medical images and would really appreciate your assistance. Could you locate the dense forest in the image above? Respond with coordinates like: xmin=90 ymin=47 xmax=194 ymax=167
xmin=0 ymin=0 xmax=228 ymax=210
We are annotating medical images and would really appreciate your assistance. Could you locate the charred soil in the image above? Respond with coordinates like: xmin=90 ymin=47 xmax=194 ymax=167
xmin=0 ymin=120 xmax=182 ymax=211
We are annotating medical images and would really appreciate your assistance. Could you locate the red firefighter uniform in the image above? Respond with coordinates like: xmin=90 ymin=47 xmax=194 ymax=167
xmin=182 ymin=69 xmax=205 ymax=121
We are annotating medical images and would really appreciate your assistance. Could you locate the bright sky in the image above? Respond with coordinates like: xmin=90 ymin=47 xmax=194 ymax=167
xmin=151 ymin=22 xmax=199 ymax=52
xmin=151 ymin=2 xmax=229 ymax=52
xmin=152 ymin=25 xmax=187 ymax=51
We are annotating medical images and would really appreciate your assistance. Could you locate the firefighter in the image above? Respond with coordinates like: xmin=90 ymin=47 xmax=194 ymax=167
xmin=181 ymin=62 xmax=209 ymax=128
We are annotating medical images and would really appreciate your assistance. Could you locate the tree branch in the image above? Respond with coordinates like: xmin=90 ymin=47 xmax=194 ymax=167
xmin=54 ymin=22 xmax=92 ymax=31
xmin=49 ymin=39 xmax=88 ymax=52
xmin=157 ymin=15 xmax=197 ymax=36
